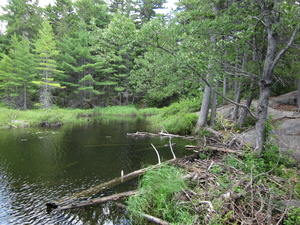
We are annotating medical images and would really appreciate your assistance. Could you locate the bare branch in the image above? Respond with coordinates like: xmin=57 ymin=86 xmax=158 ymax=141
xmin=271 ymin=25 xmax=300 ymax=71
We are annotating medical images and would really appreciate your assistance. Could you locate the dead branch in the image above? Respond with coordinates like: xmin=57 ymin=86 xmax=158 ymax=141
xmin=151 ymin=143 xmax=161 ymax=164
xmin=161 ymin=126 xmax=176 ymax=159
xmin=55 ymin=190 xmax=139 ymax=211
xmin=47 ymin=159 xmax=176 ymax=209
xmin=185 ymin=145 xmax=243 ymax=154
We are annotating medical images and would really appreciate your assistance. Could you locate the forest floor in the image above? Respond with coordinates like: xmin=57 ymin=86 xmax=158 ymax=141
xmin=158 ymin=91 xmax=300 ymax=224
xmin=166 ymin=141 xmax=300 ymax=224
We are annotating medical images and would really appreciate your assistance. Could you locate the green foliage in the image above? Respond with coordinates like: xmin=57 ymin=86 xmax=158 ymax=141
xmin=147 ymin=98 xmax=200 ymax=134
xmin=284 ymin=206 xmax=300 ymax=225
xmin=0 ymin=0 xmax=42 ymax=40
xmin=126 ymin=165 xmax=194 ymax=224
xmin=161 ymin=98 xmax=201 ymax=117
xmin=160 ymin=113 xmax=198 ymax=135
xmin=227 ymin=117 xmax=296 ymax=179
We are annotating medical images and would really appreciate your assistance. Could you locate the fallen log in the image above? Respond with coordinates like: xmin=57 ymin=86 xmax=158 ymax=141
xmin=54 ymin=190 xmax=139 ymax=211
xmin=185 ymin=145 xmax=243 ymax=154
xmin=47 ymin=159 xmax=176 ymax=210
xmin=127 ymin=131 xmax=158 ymax=137
xmin=115 ymin=202 xmax=170 ymax=225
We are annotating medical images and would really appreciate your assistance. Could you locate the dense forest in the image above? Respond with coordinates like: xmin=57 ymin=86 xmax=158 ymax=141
xmin=0 ymin=0 xmax=300 ymax=154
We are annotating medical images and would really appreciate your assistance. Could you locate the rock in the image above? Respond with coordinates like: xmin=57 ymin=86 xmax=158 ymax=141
xmin=269 ymin=91 xmax=298 ymax=107
xmin=239 ymin=118 xmax=300 ymax=162
xmin=225 ymin=91 xmax=300 ymax=162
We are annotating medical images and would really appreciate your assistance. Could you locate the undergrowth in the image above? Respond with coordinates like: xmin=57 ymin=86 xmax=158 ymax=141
xmin=149 ymin=98 xmax=200 ymax=134
xmin=126 ymin=117 xmax=300 ymax=224
xmin=126 ymin=165 xmax=194 ymax=224
xmin=0 ymin=106 xmax=161 ymax=128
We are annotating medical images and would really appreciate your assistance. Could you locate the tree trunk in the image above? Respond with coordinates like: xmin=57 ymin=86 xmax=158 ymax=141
xmin=195 ymin=79 xmax=212 ymax=133
xmin=195 ymin=5 xmax=218 ymax=133
xmin=231 ymin=81 xmax=241 ymax=121
xmin=210 ymin=80 xmax=219 ymax=126
xmin=255 ymin=1 xmax=300 ymax=155
xmin=222 ymin=77 xmax=227 ymax=105
xmin=297 ymin=80 xmax=300 ymax=109
xmin=255 ymin=4 xmax=276 ymax=156
xmin=236 ymin=91 xmax=253 ymax=125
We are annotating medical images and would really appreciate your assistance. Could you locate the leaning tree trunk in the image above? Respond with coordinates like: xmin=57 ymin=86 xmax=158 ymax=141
xmin=297 ymin=80 xmax=300 ymax=109
xmin=236 ymin=85 xmax=254 ymax=125
xmin=195 ymin=78 xmax=212 ymax=133
xmin=255 ymin=1 xmax=300 ymax=156
xmin=231 ymin=80 xmax=241 ymax=121
xmin=255 ymin=6 xmax=277 ymax=156
xmin=195 ymin=5 xmax=218 ymax=133
xmin=210 ymin=80 xmax=219 ymax=126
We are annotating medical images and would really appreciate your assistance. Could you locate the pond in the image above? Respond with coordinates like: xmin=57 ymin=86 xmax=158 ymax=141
xmin=0 ymin=117 xmax=198 ymax=224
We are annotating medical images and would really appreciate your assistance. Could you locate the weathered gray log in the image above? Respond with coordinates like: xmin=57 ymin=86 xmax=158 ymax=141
xmin=47 ymin=159 xmax=176 ymax=210
xmin=115 ymin=202 xmax=170 ymax=225
xmin=55 ymin=190 xmax=139 ymax=211
xmin=185 ymin=145 xmax=243 ymax=154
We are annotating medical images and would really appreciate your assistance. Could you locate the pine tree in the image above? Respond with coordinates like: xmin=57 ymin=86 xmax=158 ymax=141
xmin=56 ymin=21 xmax=103 ymax=108
xmin=0 ymin=34 xmax=36 ymax=109
xmin=34 ymin=20 xmax=62 ymax=109
xmin=0 ymin=0 xmax=42 ymax=40
xmin=92 ymin=14 xmax=137 ymax=105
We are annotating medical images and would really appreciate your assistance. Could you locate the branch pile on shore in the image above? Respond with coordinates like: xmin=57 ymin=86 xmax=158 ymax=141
xmin=46 ymin=131 xmax=300 ymax=224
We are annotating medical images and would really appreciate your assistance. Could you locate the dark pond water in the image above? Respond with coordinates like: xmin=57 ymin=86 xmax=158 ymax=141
xmin=0 ymin=117 xmax=197 ymax=224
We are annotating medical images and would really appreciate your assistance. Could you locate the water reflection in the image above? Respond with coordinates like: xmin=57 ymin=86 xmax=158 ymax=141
xmin=0 ymin=117 xmax=196 ymax=224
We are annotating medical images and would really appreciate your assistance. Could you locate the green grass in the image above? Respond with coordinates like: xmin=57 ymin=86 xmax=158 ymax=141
xmin=93 ymin=105 xmax=161 ymax=116
xmin=0 ymin=106 xmax=162 ymax=129
xmin=126 ymin=165 xmax=195 ymax=224
xmin=147 ymin=98 xmax=201 ymax=134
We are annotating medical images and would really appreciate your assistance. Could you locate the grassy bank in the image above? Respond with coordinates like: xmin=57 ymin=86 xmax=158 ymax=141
xmin=147 ymin=98 xmax=201 ymax=135
xmin=0 ymin=106 xmax=161 ymax=129
xmin=0 ymin=99 xmax=201 ymax=131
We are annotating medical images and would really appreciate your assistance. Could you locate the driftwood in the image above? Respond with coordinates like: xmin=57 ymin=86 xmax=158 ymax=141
xmin=127 ymin=131 xmax=196 ymax=139
xmin=47 ymin=158 xmax=176 ymax=211
xmin=185 ymin=145 xmax=243 ymax=154
xmin=115 ymin=202 xmax=170 ymax=225
xmin=127 ymin=131 xmax=158 ymax=138
xmin=54 ymin=190 xmax=139 ymax=211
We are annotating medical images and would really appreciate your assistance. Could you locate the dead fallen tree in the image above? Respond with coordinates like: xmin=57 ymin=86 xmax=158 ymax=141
xmin=54 ymin=190 xmax=139 ymax=211
xmin=185 ymin=145 xmax=243 ymax=154
xmin=46 ymin=158 xmax=176 ymax=211
xmin=127 ymin=131 xmax=195 ymax=139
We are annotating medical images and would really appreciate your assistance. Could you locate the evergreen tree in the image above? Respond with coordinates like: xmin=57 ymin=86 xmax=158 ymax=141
xmin=44 ymin=0 xmax=79 ymax=38
xmin=34 ymin=20 xmax=62 ymax=109
xmin=74 ymin=0 xmax=111 ymax=28
xmin=57 ymin=21 xmax=102 ymax=108
xmin=92 ymin=14 xmax=137 ymax=105
xmin=0 ymin=34 xmax=36 ymax=109
xmin=0 ymin=0 xmax=42 ymax=40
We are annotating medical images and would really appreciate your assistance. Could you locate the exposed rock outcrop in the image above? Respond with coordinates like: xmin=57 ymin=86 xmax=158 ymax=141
xmin=218 ymin=91 xmax=300 ymax=161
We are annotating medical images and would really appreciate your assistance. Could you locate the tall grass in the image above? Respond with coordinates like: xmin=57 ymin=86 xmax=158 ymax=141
xmin=126 ymin=165 xmax=194 ymax=224
xmin=0 ymin=106 xmax=161 ymax=128
xmin=93 ymin=105 xmax=160 ymax=116
xmin=0 ymin=108 xmax=93 ymax=128
xmin=148 ymin=98 xmax=201 ymax=134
